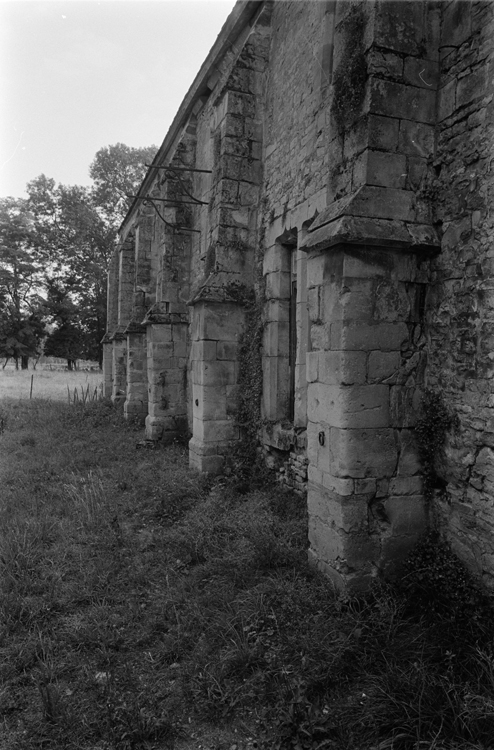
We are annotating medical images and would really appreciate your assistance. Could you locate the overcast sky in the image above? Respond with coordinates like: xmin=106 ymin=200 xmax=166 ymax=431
xmin=0 ymin=0 xmax=237 ymax=199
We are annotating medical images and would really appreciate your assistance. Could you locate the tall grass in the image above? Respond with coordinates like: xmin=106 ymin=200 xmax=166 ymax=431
xmin=0 ymin=394 xmax=494 ymax=750
xmin=0 ymin=367 xmax=102 ymax=401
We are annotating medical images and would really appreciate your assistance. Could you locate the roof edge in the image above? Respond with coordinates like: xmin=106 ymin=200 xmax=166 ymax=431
xmin=118 ymin=0 xmax=263 ymax=236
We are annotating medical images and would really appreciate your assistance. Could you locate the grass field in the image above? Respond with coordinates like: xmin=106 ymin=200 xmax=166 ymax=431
xmin=1 ymin=379 xmax=494 ymax=749
xmin=0 ymin=367 xmax=103 ymax=402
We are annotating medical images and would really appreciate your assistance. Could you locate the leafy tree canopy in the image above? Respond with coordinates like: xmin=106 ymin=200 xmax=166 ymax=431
xmin=0 ymin=142 xmax=156 ymax=368
xmin=89 ymin=142 xmax=157 ymax=229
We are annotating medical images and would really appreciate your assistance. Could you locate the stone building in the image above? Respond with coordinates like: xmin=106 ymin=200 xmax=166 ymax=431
xmin=103 ymin=0 xmax=494 ymax=591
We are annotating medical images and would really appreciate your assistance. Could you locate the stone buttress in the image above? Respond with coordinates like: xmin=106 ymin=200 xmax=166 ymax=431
xmin=123 ymin=208 xmax=154 ymax=424
xmin=300 ymin=0 xmax=441 ymax=589
xmin=188 ymin=5 xmax=271 ymax=472
xmin=102 ymin=0 xmax=494 ymax=592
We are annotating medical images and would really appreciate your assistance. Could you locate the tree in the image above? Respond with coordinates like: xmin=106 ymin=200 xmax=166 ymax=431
xmin=0 ymin=198 xmax=45 ymax=368
xmin=89 ymin=142 xmax=157 ymax=230
xmin=26 ymin=177 xmax=112 ymax=368
xmin=1 ymin=144 xmax=156 ymax=369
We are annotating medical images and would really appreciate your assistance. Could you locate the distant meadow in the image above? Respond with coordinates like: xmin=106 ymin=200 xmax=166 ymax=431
xmin=0 ymin=362 xmax=103 ymax=403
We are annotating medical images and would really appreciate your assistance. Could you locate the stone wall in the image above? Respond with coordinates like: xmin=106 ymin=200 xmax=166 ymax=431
xmin=102 ymin=0 xmax=494 ymax=593
xmin=425 ymin=0 xmax=494 ymax=589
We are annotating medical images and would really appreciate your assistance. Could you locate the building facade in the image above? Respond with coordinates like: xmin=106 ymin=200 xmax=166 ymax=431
xmin=103 ymin=0 xmax=494 ymax=591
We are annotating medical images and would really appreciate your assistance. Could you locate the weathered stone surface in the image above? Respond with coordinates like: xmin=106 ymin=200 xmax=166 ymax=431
xmin=367 ymin=351 xmax=401 ymax=382
xmin=331 ymin=321 xmax=409 ymax=351
xmin=308 ymin=383 xmax=390 ymax=428
xmin=103 ymin=0 xmax=494 ymax=593
xmin=330 ymin=427 xmax=399 ymax=478
xmin=313 ymin=350 xmax=367 ymax=386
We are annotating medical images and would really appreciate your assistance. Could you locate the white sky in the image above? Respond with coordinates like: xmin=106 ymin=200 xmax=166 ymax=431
xmin=0 ymin=0 xmax=237 ymax=199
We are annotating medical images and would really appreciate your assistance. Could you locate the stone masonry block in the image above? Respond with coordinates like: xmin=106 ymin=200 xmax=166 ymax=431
xmin=331 ymin=321 xmax=409 ymax=351
xmin=457 ymin=66 xmax=488 ymax=109
xmin=370 ymin=78 xmax=436 ymax=124
xmin=310 ymin=324 xmax=331 ymax=351
xmin=307 ymin=465 xmax=322 ymax=487
xmin=343 ymin=118 xmax=368 ymax=160
xmin=317 ymin=351 xmax=367 ymax=386
xmin=189 ymin=436 xmax=226 ymax=458
xmin=307 ymin=352 xmax=318 ymax=383
xmin=171 ymin=323 xmax=188 ymax=343
xmin=309 ymin=515 xmax=380 ymax=573
xmin=368 ymin=115 xmax=400 ymax=151
xmin=149 ymin=325 xmax=172 ymax=343
xmin=161 ymin=369 xmax=185 ymax=385
xmin=308 ymin=384 xmax=390 ymax=428
xmin=264 ymin=321 xmax=289 ymax=358
xmin=265 ymin=271 xmax=291 ymax=300
xmin=342 ymin=252 xmax=388 ymax=279
xmin=320 ymin=472 xmax=355 ymax=496
xmin=355 ymin=478 xmax=377 ymax=494
xmin=357 ymin=185 xmax=416 ymax=222
xmin=330 ymin=427 xmax=398 ymax=478
xmin=308 ymin=517 xmax=346 ymax=563
xmin=216 ymin=341 xmax=237 ymax=360
xmin=306 ymin=253 xmax=327 ymax=287
xmin=192 ymin=384 xmax=227 ymax=421
xmin=193 ymin=304 xmax=243 ymax=341
xmin=307 ymin=420 xmax=332 ymax=473
xmin=403 ymin=57 xmax=439 ymax=90
xmin=438 ymin=80 xmax=457 ymax=122
xmin=375 ymin=0 xmax=425 ymax=55
xmin=173 ymin=342 xmax=187 ymax=358
xmin=367 ymin=351 xmax=401 ymax=382
xmin=189 ymin=451 xmax=225 ymax=474
xmin=366 ymin=150 xmax=407 ymax=189
xmin=398 ymin=120 xmax=435 ymax=158
xmin=374 ymin=281 xmax=411 ymax=322
xmin=308 ymin=485 xmax=365 ymax=531
xmin=308 ymin=286 xmax=320 ymax=322
xmin=389 ymin=476 xmax=423 ymax=495
xmin=263 ymin=245 xmax=291 ymax=274
xmin=148 ymin=342 xmax=174 ymax=359
xmin=265 ymin=299 xmax=290 ymax=324
xmin=190 ymin=340 xmax=217 ymax=361
xmin=327 ymin=279 xmax=374 ymax=321
xmin=407 ymin=157 xmax=428 ymax=191
xmin=192 ymin=417 xmax=239 ymax=443
xmin=441 ymin=0 xmax=472 ymax=48
xmin=192 ymin=360 xmax=236 ymax=386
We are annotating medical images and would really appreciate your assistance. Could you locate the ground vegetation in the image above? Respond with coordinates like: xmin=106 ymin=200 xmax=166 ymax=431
xmin=1 ymin=376 xmax=494 ymax=750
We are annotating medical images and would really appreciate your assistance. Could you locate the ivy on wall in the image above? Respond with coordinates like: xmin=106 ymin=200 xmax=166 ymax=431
xmin=332 ymin=4 xmax=368 ymax=131
xmin=223 ymin=282 xmax=268 ymax=488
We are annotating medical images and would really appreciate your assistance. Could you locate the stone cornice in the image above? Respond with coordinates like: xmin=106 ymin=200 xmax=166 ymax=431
xmin=301 ymin=186 xmax=441 ymax=255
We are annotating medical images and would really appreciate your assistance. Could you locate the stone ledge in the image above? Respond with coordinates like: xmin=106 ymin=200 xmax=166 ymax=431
xmin=188 ymin=272 xmax=254 ymax=306
xmin=124 ymin=320 xmax=147 ymax=334
xmin=105 ymin=326 xmax=127 ymax=342
xmin=262 ymin=422 xmax=295 ymax=451
xmin=143 ymin=303 xmax=189 ymax=325
xmin=301 ymin=186 xmax=441 ymax=255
